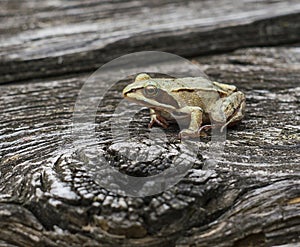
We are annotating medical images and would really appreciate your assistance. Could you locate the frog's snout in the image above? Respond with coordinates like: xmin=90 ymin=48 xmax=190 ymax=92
xmin=122 ymin=86 xmax=129 ymax=97
xmin=122 ymin=85 xmax=138 ymax=98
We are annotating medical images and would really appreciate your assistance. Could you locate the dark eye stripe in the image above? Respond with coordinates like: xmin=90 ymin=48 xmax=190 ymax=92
xmin=154 ymin=89 xmax=179 ymax=108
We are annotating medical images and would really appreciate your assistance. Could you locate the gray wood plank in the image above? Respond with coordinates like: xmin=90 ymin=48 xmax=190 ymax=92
xmin=1 ymin=0 xmax=300 ymax=83
xmin=0 ymin=46 xmax=299 ymax=246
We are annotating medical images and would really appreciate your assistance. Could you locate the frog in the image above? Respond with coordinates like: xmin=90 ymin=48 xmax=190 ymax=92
xmin=122 ymin=73 xmax=245 ymax=138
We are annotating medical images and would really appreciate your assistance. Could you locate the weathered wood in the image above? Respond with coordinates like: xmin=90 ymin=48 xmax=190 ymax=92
xmin=1 ymin=46 xmax=299 ymax=246
xmin=1 ymin=0 xmax=300 ymax=246
xmin=1 ymin=0 xmax=300 ymax=83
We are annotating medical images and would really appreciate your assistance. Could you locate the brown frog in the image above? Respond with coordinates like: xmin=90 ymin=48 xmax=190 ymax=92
xmin=123 ymin=73 xmax=245 ymax=138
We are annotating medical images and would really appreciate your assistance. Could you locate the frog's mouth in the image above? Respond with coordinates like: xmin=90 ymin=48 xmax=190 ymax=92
xmin=124 ymin=92 xmax=177 ymax=112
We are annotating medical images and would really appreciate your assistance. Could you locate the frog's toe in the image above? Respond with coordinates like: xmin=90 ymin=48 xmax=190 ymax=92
xmin=179 ymin=129 xmax=200 ymax=139
xmin=198 ymin=125 xmax=212 ymax=134
xmin=148 ymin=115 xmax=169 ymax=128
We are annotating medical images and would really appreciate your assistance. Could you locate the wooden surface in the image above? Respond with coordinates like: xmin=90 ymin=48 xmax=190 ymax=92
xmin=1 ymin=0 xmax=300 ymax=83
xmin=0 ymin=1 xmax=300 ymax=247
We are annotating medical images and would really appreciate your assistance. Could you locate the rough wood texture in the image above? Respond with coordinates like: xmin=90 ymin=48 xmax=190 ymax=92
xmin=1 ymin=1 xmax=300 ymax=247
xmin=1 ymin=0 xmax=300 ymax=83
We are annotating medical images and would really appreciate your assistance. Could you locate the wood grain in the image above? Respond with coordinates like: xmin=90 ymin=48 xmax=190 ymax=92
xmin=1 ymin=46 xmax=299 ymax=246
xmin=1 ymin=0 xmax=300 ymax=83
xmin=0 ymin=0 xmax=300 ymax=246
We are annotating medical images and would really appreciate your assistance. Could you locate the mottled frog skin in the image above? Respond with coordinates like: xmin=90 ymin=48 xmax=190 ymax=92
xmin=123 ymin=73 xmax=245 ymax=138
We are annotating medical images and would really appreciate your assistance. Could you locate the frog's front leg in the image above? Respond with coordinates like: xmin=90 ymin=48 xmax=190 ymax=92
xmin=148 ymin=109 xmax=169 ymax=128
xmin=176 ymin=106 xmax=204 ymax=138
xmin=211 ymin=91 xmax=246 ymax=132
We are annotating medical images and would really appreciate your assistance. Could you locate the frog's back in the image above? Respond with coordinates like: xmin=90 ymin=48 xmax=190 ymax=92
xmin=171 ymin=77 xmax=236 ymax=95
xmin=153 ymin=76 xmax=237 ymax=113
xmin=154 ymin=77 xmax=216 ymax=92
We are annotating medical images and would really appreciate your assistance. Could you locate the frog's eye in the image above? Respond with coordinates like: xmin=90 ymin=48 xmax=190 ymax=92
xmin=144 ymin=85 xmax=158 ymax=98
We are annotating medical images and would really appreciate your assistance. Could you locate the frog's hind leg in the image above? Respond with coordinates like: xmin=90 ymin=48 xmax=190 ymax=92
xmin=208 ymin=91 xmax=245 ymax=132
xmin=219 ymin=91 xmax=246 ymax=132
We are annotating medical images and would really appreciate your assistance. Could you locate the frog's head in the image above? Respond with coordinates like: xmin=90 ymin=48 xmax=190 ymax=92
xmin=122 ymin=73 xmax=179 ymax=111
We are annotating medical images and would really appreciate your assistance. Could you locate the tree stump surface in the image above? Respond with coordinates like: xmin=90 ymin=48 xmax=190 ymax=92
xmin=0 ymin=1 xmax=299 ymax=247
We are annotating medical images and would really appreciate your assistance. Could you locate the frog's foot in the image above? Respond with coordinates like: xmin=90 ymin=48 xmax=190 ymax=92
xmin=198 ymin=124 xmax=224 ymax=134
xmin=198 ymin=124 xmax=212 ymax=134
xmin=179 ymin=129 xmax=198 ymax=139
xmin=148 ymin=113 xmax=169 ymax=129
xmin=179 ymin=128 xmax=207 ymax=139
